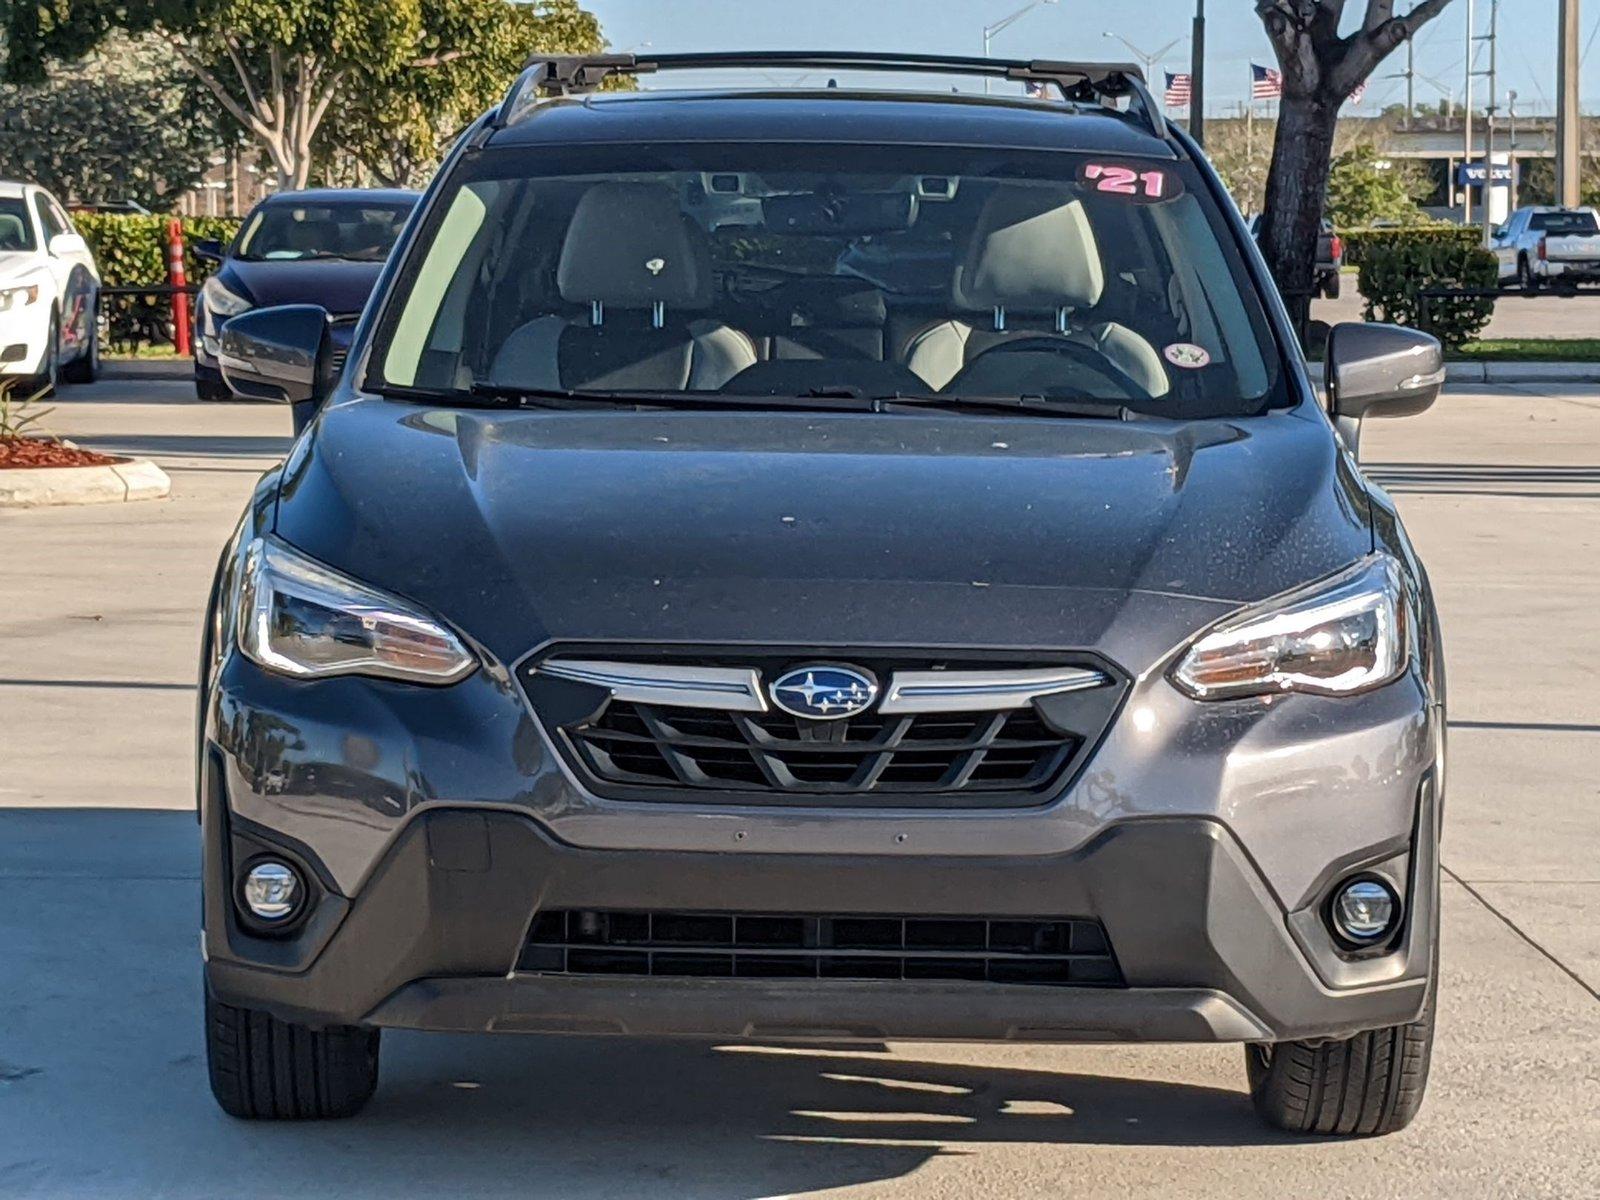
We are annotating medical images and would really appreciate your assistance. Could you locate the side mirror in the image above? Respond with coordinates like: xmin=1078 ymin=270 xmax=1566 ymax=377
xmin=48 ymin=232 xmax=88 ymax=257
xmin=1490 ymin=226 xmax=1507 ymax=241
xmin=219 ymin=305 xmax=336 ymax=408
xmin=192 ymin=239 xmax=226 ymax=263
xmin=1325 ymin=322 xmax=1444 ymax=456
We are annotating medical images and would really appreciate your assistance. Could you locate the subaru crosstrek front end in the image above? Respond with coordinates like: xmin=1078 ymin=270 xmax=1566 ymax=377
xmin=198 ymin=53 xmax=1446 ymax=1136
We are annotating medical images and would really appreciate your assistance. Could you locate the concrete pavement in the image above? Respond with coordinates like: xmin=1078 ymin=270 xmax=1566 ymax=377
xmin=2 ymin=374 xmax=1597 ymax=1198
xmin=1313 ymin=283 xmax=1600 ymax=341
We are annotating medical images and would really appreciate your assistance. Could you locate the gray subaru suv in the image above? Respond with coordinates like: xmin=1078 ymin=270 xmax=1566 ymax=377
xmin=201 ymin=53 xmax=1447 ymax=1136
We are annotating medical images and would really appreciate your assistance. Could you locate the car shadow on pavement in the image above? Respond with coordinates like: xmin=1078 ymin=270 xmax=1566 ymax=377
xmin=1 ymin=809 xmax=1307 ymax=1199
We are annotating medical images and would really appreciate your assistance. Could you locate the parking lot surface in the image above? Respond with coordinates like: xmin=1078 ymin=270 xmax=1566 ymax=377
xmin=2 ymin=371 xmax=1598 ymax=1198
xmin=1313 ymin=284 xmax=1600 ymax=341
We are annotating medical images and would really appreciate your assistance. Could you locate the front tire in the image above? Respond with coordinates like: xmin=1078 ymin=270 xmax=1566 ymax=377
xmin=61 ymin=320 xmax=98 ymax=384
xmin=205 ymin=989 xmax=380 ymax=1120
xmin=28 ymin=312 xmax=60 ymax=396
xmin=1245 ymin=994 xmax=1434 ymax=1137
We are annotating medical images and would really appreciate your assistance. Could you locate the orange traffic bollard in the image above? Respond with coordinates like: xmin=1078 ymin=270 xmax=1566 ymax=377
xmin=167 ymin=217 xmax=191 ymax=357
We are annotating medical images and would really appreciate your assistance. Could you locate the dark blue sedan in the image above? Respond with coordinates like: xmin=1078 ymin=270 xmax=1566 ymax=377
xmin=193 ymin=189 xmax=418 ymax=400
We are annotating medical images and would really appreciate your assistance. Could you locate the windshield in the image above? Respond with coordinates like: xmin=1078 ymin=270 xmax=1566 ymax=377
xmin=371 ymin=143 xmax=1286 ymax=419
xmin=236 ymin=201 xmax=414 ymax=262
xmin=0 ymin=198 xmax=37 ymax=252
xmin=1530 ymin=210 xmax=1600 ymax=236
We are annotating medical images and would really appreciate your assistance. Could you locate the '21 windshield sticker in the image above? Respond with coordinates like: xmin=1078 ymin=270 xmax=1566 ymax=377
xmin=1077 ymin=162 xmax=1183 ymax=203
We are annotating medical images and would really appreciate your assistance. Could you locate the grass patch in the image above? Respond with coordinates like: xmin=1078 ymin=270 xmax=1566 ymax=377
xmin=1448 ymin=338 xmax=1600 ymax=362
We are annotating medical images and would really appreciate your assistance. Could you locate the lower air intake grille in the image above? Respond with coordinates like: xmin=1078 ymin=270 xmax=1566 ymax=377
xmin=519 ymin=910 xmax=1123 ymax=987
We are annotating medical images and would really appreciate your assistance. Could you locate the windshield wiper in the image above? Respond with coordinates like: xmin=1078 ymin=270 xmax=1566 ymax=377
xmin=870 ymin=392 xmax=1141 ymax=420
xmin=368 ymin=381 xmax=871 ymax=413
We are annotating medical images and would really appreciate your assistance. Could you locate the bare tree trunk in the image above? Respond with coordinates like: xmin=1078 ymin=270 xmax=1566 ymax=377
xmin=1258 ymin=92 xmax=1338 ymax=338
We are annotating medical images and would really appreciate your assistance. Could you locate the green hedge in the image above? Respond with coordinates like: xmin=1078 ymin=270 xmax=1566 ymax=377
xmin=73 ymin=214 xmax=243 ymax=352
xmin=1351 ymin=226 xmax=1498 ymax=348
xmin=74 ymin=213 xmax=242 ymax=288
xmin=1338 ymin=224 xmax=1480 ymax=270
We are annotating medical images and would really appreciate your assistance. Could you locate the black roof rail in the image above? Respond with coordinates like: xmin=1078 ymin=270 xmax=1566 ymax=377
xmin=492 ymin=50 xmax=1168 ymax=141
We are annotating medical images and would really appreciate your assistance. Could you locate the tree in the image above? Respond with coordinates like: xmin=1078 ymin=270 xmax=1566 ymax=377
xmin=1324 ymin=141 xmax=1430 ymax=226
xmin=0 ymin=32 xmax=220 ymax=209
xmin=327 ymin=0 xmax=606 ymax=188
xmin=1254 ymin=0 xmax=1455 ymax=333
xmin=2 ymin=0 xmax=609 ymax=191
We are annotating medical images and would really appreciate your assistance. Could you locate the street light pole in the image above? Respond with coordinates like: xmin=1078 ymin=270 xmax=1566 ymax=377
xmin=981 ymin=0 xmax=1059 ymax=93
xmin=1101 ymin=32 xmax=1184 ymax=85
xmin=1190 ymin=0 xmax=1206 ymax=146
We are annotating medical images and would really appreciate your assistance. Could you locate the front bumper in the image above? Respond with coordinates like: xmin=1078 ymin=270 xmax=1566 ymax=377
xmin=0 ymin=303 xmax=52 ymax=377
xmin=203 ymin=757 xmax=1439 ymax=1045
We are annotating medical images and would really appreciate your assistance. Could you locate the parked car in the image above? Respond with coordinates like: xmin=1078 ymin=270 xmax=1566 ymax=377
xmin=192 ymin=188 xmax=418 ymax=399
xmin=201 ymin=52 xmax=1446 ymax=1137
xmin=0 ymin=180 xmax=101 ymax=390
xmin=1246 ymin=214 xmax=1344 ymax=299
xmin=1490 ymin=205 xmax=1600 ymax=290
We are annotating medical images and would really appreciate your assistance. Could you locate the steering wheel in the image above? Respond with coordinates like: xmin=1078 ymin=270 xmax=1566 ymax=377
xmin=945 ymin=336 xmax=1146 ymax=401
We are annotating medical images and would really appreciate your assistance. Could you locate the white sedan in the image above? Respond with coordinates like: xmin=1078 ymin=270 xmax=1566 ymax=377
xmin=0 ymin=180 xmax=101 ymax=391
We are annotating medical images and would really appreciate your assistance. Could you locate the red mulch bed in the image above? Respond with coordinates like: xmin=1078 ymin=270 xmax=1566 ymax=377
xmin=0 ymin=437 xmax=124 ymax=469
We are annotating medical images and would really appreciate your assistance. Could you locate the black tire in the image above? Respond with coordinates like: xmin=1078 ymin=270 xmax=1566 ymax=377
xmin=1518 ymin=256 xmax=1540 ymax=292
xmin=205 ymin=988 xmax=380 ymax=1120
xmin=61 ymin=320 xmax=98 ymax=384
xmin=28 ymin=312 xmax=60 ymax=396
xmin=196 ymin=375 xmax=232 ymax=401
xmin=1245 ymin=991 xmax=1434 ymax=1137
xmin=1321 ymin=272 xmax=1342 ymax=300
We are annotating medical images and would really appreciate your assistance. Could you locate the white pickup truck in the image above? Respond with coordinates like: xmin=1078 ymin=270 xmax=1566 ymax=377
xmin=1490 ymin=206 xmax=1600 ymax=290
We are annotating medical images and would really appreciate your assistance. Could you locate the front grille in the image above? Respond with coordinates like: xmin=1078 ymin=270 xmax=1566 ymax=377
xmin=520 ymin=647 xmax=1127 ymax=807
xmin=520 ymin=909 xmax=1123 ymax=987
xmin=565 ymin=702 xmax=1078 ymax=795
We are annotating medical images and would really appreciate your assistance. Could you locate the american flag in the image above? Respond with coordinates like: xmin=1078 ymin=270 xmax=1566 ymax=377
xmin=1164 ymin=72 xmax=1192 ymax=108
xmin=1251 ymin=63 xmax=1283 ymax=101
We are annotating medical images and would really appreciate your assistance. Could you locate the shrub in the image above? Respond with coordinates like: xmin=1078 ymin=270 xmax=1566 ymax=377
xmin=72 ymin=213 xmax=243 ymax=351
xmin=1354 ymin=226 xmax=1498 ymax=348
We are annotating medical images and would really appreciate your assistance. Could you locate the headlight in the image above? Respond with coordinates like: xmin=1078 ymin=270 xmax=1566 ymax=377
xmin=201 ymin=275 xmax=252 ymax=320
xmin=0 ymin=282 xmax=40 ymax=311
xmin=238 ymin=536 xmax=476 ymax=684
xmin=1171 ymin=555 xmax=1407 ymax=700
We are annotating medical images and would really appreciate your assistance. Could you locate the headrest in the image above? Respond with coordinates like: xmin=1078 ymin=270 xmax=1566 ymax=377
xmin=0 ymin=214 xmax=28 ymax=250
xmin=558 ymin=183 xmax=709 ymax=310
xmin=954 ymin=188 xmax=1104 ymax=313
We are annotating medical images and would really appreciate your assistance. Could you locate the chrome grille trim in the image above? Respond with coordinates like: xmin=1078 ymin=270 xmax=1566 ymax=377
xmin=538 ymin=659 xmax=1111 ymax=715
xmin=535 ymin=659 xmax=768 ymax=712
xmin=879 ymin=667 xmax=1111 ymax=713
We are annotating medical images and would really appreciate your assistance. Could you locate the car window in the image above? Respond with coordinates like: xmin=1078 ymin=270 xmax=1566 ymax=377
xmin=33 ymin=193 xmax=67 ymax=241
xmin=235 ymin=202 xmax=414 ymax=262
xmin=0 ymin=197 xmax=37 ymax=252
xmin=1529 ymin=211 xmax=1600 ymax=235
xmin=372 ymin=143 xmax=1287 ymax=420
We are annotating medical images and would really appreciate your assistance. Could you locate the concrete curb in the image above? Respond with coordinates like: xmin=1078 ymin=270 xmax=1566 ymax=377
xmin=1445 ymin=361 xmax=1600 ymax=384
xmin=0 ymin=459 xmax=171 ymax=508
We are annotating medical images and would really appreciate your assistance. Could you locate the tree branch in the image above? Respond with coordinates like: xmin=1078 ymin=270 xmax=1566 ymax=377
xmin=221 ymin=35 xmax=269 ymax=124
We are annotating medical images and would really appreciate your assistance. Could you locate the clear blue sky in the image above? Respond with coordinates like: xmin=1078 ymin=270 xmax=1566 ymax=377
xmin=585 ymin=0 xmax=1598 ymax=117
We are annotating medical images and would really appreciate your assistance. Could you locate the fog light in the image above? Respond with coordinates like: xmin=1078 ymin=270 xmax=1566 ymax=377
xmin=1331 ymin=878 xmax=1399 ymax=944
xmin=241 ymin=860 xmax=302 ymax=921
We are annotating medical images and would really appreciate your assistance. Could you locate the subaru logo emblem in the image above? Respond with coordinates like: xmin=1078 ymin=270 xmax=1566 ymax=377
xmin=769 ymin=665 xmax=878 ymax=721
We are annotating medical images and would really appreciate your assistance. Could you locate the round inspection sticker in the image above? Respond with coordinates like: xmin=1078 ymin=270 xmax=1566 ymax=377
xmin=1163 ymin=342 xmax=1211 ymax=369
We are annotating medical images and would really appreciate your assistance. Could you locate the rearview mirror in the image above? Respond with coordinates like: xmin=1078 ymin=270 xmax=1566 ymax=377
xmin=1325 ymin=322 xmax=1443 ymax=454
xmin=219 ymin=305 xmax=336 ymax=427
xmin=192 ymin=239 xmax=226 ymax=263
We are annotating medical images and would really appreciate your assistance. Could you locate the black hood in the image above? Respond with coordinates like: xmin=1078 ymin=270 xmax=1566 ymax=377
xmin=222 ymin=259 xmax=386 ymax=317
xmin=273 ymin=399 xmax=1373 ymax=672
